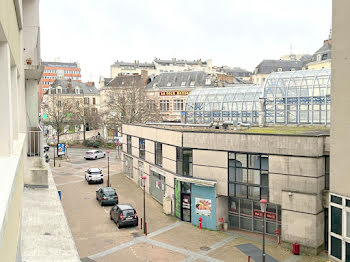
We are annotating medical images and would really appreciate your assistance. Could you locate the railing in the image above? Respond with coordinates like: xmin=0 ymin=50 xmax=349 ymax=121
xmin=27 ymin=127 xmax=43 ymax=157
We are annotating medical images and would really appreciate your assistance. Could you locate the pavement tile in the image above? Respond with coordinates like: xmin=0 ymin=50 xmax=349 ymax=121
xmin=151 ymin=223 xmax=227 ymax=253
xmin=95 ymin=241 xmax=187 ymax=262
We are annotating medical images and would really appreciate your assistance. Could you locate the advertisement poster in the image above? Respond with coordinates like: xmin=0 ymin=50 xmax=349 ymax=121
xmin=195 ymin=198 xmax=212 ymax=217
xmin=57 ymin=143 xmax=66 ymax=156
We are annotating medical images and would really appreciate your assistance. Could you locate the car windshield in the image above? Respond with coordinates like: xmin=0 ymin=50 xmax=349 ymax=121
xmin=86 ymin=152 xmax=93 ymax=154
xmin=104 ymin=190 xmax=116 ymax=196
xmin=91 ymin=172 xmax=101 ymax=175
xmin=122 ymin=209 xmax=134 ymax=217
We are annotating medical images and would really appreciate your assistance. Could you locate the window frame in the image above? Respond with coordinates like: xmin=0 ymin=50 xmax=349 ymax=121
xmin=127 ymin=135 xmax=132 ymax=154
xmin=139 ymin=138 xmax=145 ymax=160
xmin=160 ymin=100 xmax=170 ymax=112
xmin=155 ymin=142 xmax=162 ymax=167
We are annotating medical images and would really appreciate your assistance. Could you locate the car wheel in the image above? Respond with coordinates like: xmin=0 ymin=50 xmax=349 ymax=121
xmin=95 ymin=156 xmax=97 ymax=160
xmin=135 ymin=222 xmax=138 ymax=227
xmin=117 ymin=221 xmax=121 ymax=229
xmin=88 ymin=180 xmax=91 ymax=185
xmin=100 ymin=201 xmax=103 ymax=206
xmin=110 ymin=214 xmax=113 ymax=220
xmin=103 ymin=154 xmax=106 ymax=158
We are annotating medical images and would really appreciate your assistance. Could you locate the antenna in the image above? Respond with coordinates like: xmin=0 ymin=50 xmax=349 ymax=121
xmin=329 ymin=28 xmax=332 ymax=40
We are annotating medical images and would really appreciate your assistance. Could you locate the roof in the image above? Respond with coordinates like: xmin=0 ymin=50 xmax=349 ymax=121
xmin=42 ymin=61 xmax=79 ymax=68
xmin=118 ymin=204 xmax=134 ymax=210
xmin=309 ymin=40 xmax=332 ymax=63
xmin=101 ymin=187 xmax=116 ymax=192
xmin=47 ymin=80 xmax=98 ymax=95
xmin=106 ymin=74 xmax=146 ymax=88
xmin=146 ymin=71 xmax=213 ymax=89
xmin=112 ymin=61 xmax=155 ymax=69
xmin=254 ymin=60 xmax=303 ymax=74
xmin=154 ymin=58 xmax=207 ymax=66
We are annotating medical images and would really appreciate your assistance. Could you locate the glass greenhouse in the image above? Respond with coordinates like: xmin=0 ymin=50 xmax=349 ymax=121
xmin=263 ymin=69 xmax=331 ymax=125
xmin=184 ymin=69 xmax=331 ymax=125
xmin=185 ymin=85 xmax=263 ymax=124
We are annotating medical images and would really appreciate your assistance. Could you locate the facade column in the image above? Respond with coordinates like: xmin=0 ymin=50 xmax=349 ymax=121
xmin=11 ymin=66 xmax=19 ymax=140
xmin=0 ymin=42 xmax=13 ymax=156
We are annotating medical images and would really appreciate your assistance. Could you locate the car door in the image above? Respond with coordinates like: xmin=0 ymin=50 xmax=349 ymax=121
xmin=85 ymin=169 xmax=90 ymax=180
xmin=112 ymin=206 xmax=118 ymax=221
xmin=96 ymin=189 xmax=102 ymax=200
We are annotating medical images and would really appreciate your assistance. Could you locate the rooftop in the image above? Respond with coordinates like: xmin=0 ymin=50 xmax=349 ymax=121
xmin=133 ymin=123 xmax=330 ymax=137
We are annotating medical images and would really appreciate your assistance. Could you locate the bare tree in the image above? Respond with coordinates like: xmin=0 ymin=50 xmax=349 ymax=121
xmin=102 ymin=84 xmax=161 ymax=134
xmin=42 ymin=94 xmax=79 ymax=144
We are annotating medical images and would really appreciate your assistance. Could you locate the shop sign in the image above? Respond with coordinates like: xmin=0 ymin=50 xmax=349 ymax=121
xmin=253 ymin=209 xmax=277 ymax=220
xmin=159 ymin=91 xmax=190 ymax=96
xmin=195 ymin=198 xmax=212 ymax=217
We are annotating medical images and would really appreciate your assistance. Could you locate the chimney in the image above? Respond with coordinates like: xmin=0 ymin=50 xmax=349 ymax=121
xmin=141 ymin=70 xmax=148 ymax=84
xmin=68 ymin=79 xmax=72 ymax=93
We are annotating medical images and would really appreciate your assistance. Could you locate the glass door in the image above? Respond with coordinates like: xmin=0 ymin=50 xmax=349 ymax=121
xmin=181 ymin=193 xmax=191 ymax=222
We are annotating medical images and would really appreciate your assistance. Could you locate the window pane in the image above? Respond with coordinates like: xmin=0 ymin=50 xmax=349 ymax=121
xmin=331 ymin=236 xmax=342 ymax=260
xmin=247 ymin=169 xmax=260 ymax=185
xmin=261 ymin=187 xmax=269 ymax=201
xmin=331 ymin=195 xmax=342 ymax=205
xmin=235 ymin=168 xmax=246 ymax=183
xmin=236 ymin=154 xmax=247 ymax=167
xmin=248 ymin=155 xmax=260 ymax=169
xmin=229 ymin=183 xmax=235 ymax=196
xmin=346 ymin=242 xmax=350 ymax=262
xmin=248 ymin=186 xmax=260 ymax=200
xmin=240 ymin=199 xmax=252 ymax=215
xmin=261 ymin=156 xmax=269 ymax=170
xmin=229 ymin=198 xmax=239 ymax=213
xmin=331 ymin=206 xmax=342 ymax=235
xmin=261 ymin=173 xmax=269 ymax=187
xmin=346 ymin=199 xmax=350 ymax=208
xmin=236 ymin=184 xmax=247 ymax=198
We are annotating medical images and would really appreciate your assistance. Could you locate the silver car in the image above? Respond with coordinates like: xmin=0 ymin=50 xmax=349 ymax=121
xmin=84 ymin=150 xmax=106 ymax=160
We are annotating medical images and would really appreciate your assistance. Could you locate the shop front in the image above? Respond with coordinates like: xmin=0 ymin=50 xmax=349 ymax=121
xmin=150 ymin=170 xmax=166 ymax=204
xmin=228 ymin=197 xmax=281 ymax=235
xmin=175 ymin=177 xmax=217 ymax=230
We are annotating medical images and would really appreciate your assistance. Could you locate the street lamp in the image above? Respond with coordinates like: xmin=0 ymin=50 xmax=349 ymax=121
xmin=260 ymin=198 xmax=268 ymax=262
xmin=141 ymin=175 xmax=147 ymax=235
xmin=106 ymin=150 xmax=110 ymax=187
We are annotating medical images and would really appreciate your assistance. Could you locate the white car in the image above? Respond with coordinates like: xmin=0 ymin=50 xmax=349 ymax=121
xmin=84 ymin=150 xmax=106 ymax=160
xmin=85 ymin=168 xmax=103 ymax=184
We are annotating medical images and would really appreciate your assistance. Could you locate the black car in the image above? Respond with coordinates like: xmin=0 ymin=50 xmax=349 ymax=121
xmin=110 ymin=204 xmax=138 ymax=229
xmin=96 ymin=187 xmax=118 ymax=206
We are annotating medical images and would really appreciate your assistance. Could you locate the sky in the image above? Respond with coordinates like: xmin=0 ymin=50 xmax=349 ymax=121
xmin=40 ymin=0 xmax=332 ymax=86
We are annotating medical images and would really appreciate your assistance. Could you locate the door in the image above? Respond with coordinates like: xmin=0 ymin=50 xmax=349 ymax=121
xmin=181 ymin=193 xmax=191 ymax=222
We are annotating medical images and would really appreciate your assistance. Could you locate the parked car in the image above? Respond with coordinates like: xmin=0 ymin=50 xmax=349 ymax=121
xmin=43 ymin=144 xmax=50 ymax=152
xmin=85 ymin=168 xmax=103 ymax=184
xmin=110 ymin=204 xmax=138 ymax=228
xmin=84 ymin=150 xmax=106 ymax=160
xmin=96 ymin=187 xmax=118 ymax=206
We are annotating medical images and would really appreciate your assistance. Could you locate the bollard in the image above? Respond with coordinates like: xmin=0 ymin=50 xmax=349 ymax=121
xmin=248 ymin=255 xmax=250 ymax=262
xmin=199 ymin=217 xmax=202 ymax=230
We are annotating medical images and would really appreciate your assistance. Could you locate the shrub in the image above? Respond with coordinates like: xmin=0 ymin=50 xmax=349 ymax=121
xmin=93 ymin=141 xmax=100 ymax=148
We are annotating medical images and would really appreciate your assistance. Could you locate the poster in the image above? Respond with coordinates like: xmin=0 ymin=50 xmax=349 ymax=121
xmin=57 ymin=143 xmax=66 ymax=156
xmin=195 ymin=198 xmax=212 ymax=217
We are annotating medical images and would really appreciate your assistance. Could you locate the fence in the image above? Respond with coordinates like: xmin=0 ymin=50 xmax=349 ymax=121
xmin=27 ymin=127 xmax=43 ymax=157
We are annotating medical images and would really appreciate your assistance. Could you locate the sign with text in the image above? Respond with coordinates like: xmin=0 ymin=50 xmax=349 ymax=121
xmin=159 ymin=91 xmax=190 ymax=96
xmin=253 ymin=209 xmax=277 ymax=220
xmin=57 ymin=143 xmax=66 ymax=156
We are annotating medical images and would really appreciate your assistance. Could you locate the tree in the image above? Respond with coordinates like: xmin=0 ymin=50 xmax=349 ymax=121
xmin=102 ymin=83 xmax=161 ymax=135
xmin=42 ymin=93 xmax=78 ymax=144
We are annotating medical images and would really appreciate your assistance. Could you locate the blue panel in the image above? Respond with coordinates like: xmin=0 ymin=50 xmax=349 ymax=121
xmin=191 ymin=185 xmax=217 ymax=230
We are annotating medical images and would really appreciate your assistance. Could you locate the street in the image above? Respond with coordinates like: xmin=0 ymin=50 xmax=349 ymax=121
xmin=50 ymin=147 xmax=327 ymax=262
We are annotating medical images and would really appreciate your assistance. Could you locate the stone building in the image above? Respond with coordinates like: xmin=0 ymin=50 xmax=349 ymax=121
xmin=121 ymin=123 xmax=330 ymax=255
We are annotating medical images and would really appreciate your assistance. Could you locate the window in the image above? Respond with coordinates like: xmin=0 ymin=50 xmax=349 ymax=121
xmin=139 ymin=138 xmax=145 ymax=160
xmin=155 ymin=142 xmax=162 ymax=166
xmin=181 ymin=81 xmax=186 ymax=86
xmin=160 ymin=100 xmax=169 ymax=112
xmin=331 ymin=206 xmax=342 ymax=235
xmin=317 ymin=54 xmax=322 ymax=62
xmin=176 ymin=148 xmax=192 ymax=176
xmin=190 ymin=81 xmax=195 ymax=86
xmin=57 ymin=87 xmax=62 ymax=94
xmin=331 ymin=236 xmax=342 ymax=260
xmin=91 ymin=108 xmax=97 ymax=113
xmin=167 ymin=82 xmax=172 ymax=87
xmin=127 ymin=135 xmax=132 ymax=154
xmin=331 ymin=195 xmax=342 ymax=205
xmin=173 ymin=99 xmax=184 ymax=111
xmin=347 ymin=211 xmax=350 ymax=238
xmin=57 ymin=100 xmax=61 ymax=108
xmin=322 ymin=53 xmax=328 ymax=60
xmin=84 ymin=97 xmax=89 ymax=104
xmin=75 ymin=88 xmax=80 ymax=94
xmin=228 ymin=153 xmax=269 ymax=200
xmin=93 ymin=97 xmax=96 ymax=105
xmin=205 ymin=78 xmax=211 ymax=85
xmin=325 ymin=156 xmax=329 ymax=190
xmin=291 ymin=68 xmax=295 ymax=71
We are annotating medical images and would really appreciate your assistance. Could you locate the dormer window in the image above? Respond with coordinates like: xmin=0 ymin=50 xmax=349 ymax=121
xmin=75 ymin=88 xmax=80 ymax=94
xmin=56 ymin=87 xmax=62 ymax=94
xmin=291 ymin=68 xmax=295 ymax=71
xmin=277 ymin=68 xmax=282 ymax=72
xmin=190 ymin=81 xmax=195 ymax=86
xmin=317 ymin=54 xmax=322 ymax=62
xmin=153 ymin=83 xmax=158 ymax=88
xmin=181 ymin=81 xmax=186 ymax=86
xmin=322 ymin=53 xmax=328 ymax=60
xmin=167 ymin=82 xmax=172 ymax=87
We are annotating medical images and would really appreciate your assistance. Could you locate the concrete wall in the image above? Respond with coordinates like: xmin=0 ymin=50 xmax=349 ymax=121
xmin=331 ymin=0 xmax=350 ymax=199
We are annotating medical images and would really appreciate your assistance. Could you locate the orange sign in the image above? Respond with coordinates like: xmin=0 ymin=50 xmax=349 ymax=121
xmin=159 ymin=91 xmax=190 ymax=96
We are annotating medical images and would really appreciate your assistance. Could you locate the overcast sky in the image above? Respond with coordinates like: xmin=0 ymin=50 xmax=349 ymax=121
xmin=40 ymin=0 xmax=331 ymax=86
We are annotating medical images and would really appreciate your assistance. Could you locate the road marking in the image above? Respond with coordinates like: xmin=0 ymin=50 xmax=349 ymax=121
xmin=147 ymin=221 xmax=183 ymax=238
xmin=103 ymin=208 xmax=108 ymax=214
xmin=56 ymin=180 xmax=84 ymax=186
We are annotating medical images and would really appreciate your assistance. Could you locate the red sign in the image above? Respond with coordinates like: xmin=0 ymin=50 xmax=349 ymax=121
xmin=253 ymin=210 xmax=277 ymax=221
xmin=159 ymin=91 xmax=190 ymax=96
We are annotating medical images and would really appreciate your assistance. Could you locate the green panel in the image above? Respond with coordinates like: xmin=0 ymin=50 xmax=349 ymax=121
xmin=175 ymin=180 xmax=181 ymax=218
xmin=331 ymin=236 xmax=342 ymax=260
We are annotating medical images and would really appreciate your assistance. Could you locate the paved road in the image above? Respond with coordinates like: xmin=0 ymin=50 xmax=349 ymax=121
xmin=51 ymin=147 xmax=327 ymax=262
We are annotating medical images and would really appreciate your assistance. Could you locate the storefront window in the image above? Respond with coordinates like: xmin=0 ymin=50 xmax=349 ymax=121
xmin=139 ymin=138 xmax=145 ymax=159
xmin=331 ymin=206 xmax=342 ymax=235
xmin=176 ymin=148 xmax=192 ymax=177
xmin=155 ymin=142 xmax=162 ymax=166
xmin=125 ymin=155 xmax=133 ymax=178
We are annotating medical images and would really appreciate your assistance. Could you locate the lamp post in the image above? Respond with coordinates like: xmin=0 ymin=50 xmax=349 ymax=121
xmin=141 ymin=175 xmax=147 ymax=235
xmin=106 ymin=150 xmax=110 ymax=187
xmin=260 ymin=199 xmax=268 ymax=262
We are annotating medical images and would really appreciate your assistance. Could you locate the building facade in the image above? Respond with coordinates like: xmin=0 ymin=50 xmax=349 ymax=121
xmin=110 ymin=58 xmax=215 ymax=78
xmin=329 ymin=1 xmax=350 ymax=261
xmin=38 ymin=61 xmax=81 ymax=111
xmin=306 ymin=39 xmax=332 ymax=70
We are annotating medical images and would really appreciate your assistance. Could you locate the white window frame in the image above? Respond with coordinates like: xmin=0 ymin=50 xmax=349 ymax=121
xmin=173 ymin=99 xmax=183 ymax=111
xmin=159 ymin=100 xmax=170 ymax=112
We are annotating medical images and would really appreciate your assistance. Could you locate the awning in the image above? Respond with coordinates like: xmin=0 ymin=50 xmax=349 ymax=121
xmin=175 ymin=176 xmax=216 ymax=187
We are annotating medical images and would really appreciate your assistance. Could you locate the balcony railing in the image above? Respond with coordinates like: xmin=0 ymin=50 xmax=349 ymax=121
xmin=27 ymin=127 xmax=43 ymax=157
